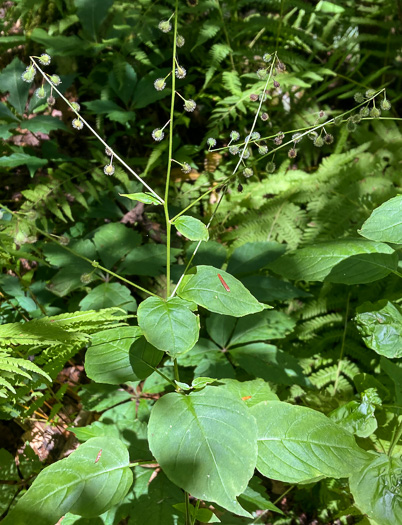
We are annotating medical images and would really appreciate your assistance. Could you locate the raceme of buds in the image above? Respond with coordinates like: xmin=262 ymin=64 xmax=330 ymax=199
xmin=243 ymin=167 xmax=253 ymax=178
xmin=154 ymin=78 xmax=166 ymax=91
xmin=242 ymin=149 xmax=250 ymax=159
xmin=184 ymin=99 xmax=196 ymax=112
xmin=152 ymin=128 xmax=165 ymax=141
xmin=229 ymin=145 xmax=239 ymax=155
xmin=39 ymin=53 xmax=51 ymax=66
xmin=365 ymin=88 xmax=375 ymax=98
xmin=175 ymin=66 xmax=186 ymax=79
xmin=158 ymin=20 xmax=172 ymax=33
xmin=314 ymin=136 xmax=324 ymax=147
xmin=207 ymin=137 xmax=217 ymax=148
xmin=104 ymin=163 xmax=115 ymax=176
xmin=258 ymin=145 xmax=268 ymax=155
xmin=257 ymin=68 xmax=267 ymax=80
xmin=263 ymin=53 xmax=272 ymax=63
xmin=72 ymin=118 xmax=84 ymax=130
xmin=359 ymin=106 xmax=370 ymax=117
xmin=250 ymin=132 xmax=260 ymax=140
xmin=354 ymin=92 xmax=364 ymax=103
xmin=230 ymin=130 xmax=240 ymax=141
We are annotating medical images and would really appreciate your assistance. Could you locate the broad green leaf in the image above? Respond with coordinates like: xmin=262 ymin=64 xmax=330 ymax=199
xmin=227 ymin=242 xmax=286 ymax=275
xmin=0 ymin=153 xmax=47 ymax=177
xmin=349 ymin=454 xmax=402 ymax=525
xmin=109 ymin=62 xmax=137 ymax=106
xmin=74 ymin=0 xmax=114 ymax=40
xmin=137 ymin=296 xmax=199 ymax=358
xmin=206 ymin=313 xmax=236 ymax=348
xmin=93 ymin=222 xmax=141 ymax=268
xmin=79 ymin=282 xmax=137 ymax=312
xmin=86 ymin=326 xmax=157 ymax=384
xmin=128 ymin=472 xmax=184 ymax=525
xmin=186 ymin=240 xmax=227 ymax=268
xmin=228 ymin=310 xmax=296 ymax=347
xmin=0 ymin=449 xmax=19 ymax=514
xmin=148 ymin=386 xmax=258 ymax=517
xmin=79 ymin=383 xmax=132 ymax=412
xmin=2 ymin=437 xmax=133 ymax=525
xmin=218 ymin=378 xmax=279 ymax=407
xmin=30 ymin=28 xmax=89 ymax=56
xmin=120 ymin=192 xmax=161 ymax=205
xmin=177 ymin=266 xmax=268 ymax=317
xmin=250 ymin=401 xmax=370 ymax=483
xmin=380 ymin=357 xmax=402 ymax=405
xmin=20 ymin=115 xmax=67 ymax=133
xmin=240 ymin=275 xmax=311 ymax=302
xmin=173 ymin=215 xmax=209 ymax=242
xmin=359 ymin=195 xmax=402 ymax=244
xmin=118 ymin=245 xmax=177 ymax=276
xmin=355 ymin=300 xmax=402 ymax=358
xmin=173 ymin=503 xmax=220 ymax=523
xmin=269 ymin=239 xmax=397 ymax=284
xmin=239 ymin=476 xmax=283 ymax=514
xmin=0 ymin=58 xmax=30 ymax=115
xmin=229 ymin=343 xmax=309 ymax=387
xmin=0 ymin=123 xmax=16 ymax=140
xmin=0 ymin=101 xmax=20 ymax=122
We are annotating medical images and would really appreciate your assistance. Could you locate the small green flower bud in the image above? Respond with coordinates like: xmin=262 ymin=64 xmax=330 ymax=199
xmin=176 ymin=34 xmax=185 ymax=47
xmin=152 ymin=128 xmax=164 ymax=141
xmin=354 ymin=92 xmax=364 ymax=103
xmin=250 ymin=93 xmax=258 ymax=101
xmin=39 ymin=53 xmax=51 ymax=66
xmin=105 ymin=147 xmax=113 ymax=156
xmin=59 ymin=236 xmax=70 ymax=246
xmin=229 ymin=145 xmax=239 ymax=155
xmin=80 ymin=273 xmax=93 ymax=284
xmin=292 ymin=132 xmax=303 ymax=144
xmin=288 ymin=148 xmax=297 ymax=158
xmin=207 ymin=137 xmax=216 ymax=147
xmin=251 ymin=131 xmax=260 ymax=140
xmin=365 ymin=88 xmax=376 ymax=98
xmin=370 ymin=107 xmax=381 ymax=118
xmin=154 ymin=78 xmax=166 ymax=91
xmin=158 ymin=20 xmax=172 ymax=33
xmin=352 ymin=114 xmax=362 ymax=124
xmin=21 ymin=66 xmax=36 ymax=83
xmin=263 ymin=53 xmax=272 ymax=63
xmin=230 ymin=130 xmax=240 ymax=141
xmin=72 ymin=118 xmax=83 ymax=130
xmin=175 ymin=66 xmax=186 ymax=79
xmin=359 ymin=106 xmax=370 ymax=117
xmin=347 ymin=119 xmax=356 ymax=132
xmin=266 ymin=161 xmax=276 ymax=173
xmin=380 ymin=98 xmax=391 ymax=111
xmin=104 ymin=163 xmax=115 ymax=176
xmin=181 ymin=162 xmax=191 ymax=174
xmin=35 ymin=85 xmax=46 ymax=99
xmin=258 ymin=145 xmax=268 ymax=155
xmin=50 ymin=74 xmax=61 ymax=86
xmin=184 ymin=99 xmax=196 ymax=112
xmin=257 ymin=68 xmax=267 ymax=79
xmin=242 ymin=149 xmax=250 ymax=159
xmin=260 ymin=112 xmax=269 ymax=121
xmin=314 ymin=136 xmax=324 ymax=147
xmin=259 ymin=92 xmax=268 ymax=102
xmin=324 ymin=133 xmax=334 ymax=144
xmin=308 ymin=131 xmax=318 ymax=140
xmin=243 ymin=167 xmax=253 ymax=178
xmin=70 ymin=101 xmax=80 ymax=111
xmin=47 ymin=95 xmax=56 ymax=106
xmin=333 ymin=116 xmax=343 ymax=126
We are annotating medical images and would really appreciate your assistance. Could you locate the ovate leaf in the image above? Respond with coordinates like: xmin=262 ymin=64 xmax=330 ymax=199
xmin=173 ymin=215 xmax=209 ymax=242
xmin=74 ymin=0 xmax=114 ymax=40
xmin=226 ymin=242 xmax=286 ymax=275
xmin=137 ymin=296 xmax=199 ymax=358
xmin=1 ymin=437 xmax=132 ymax=525
xmin=0 ymin=58 xmax=30 ymax=115
xmin=148 ymin=386 xmax=257 ymax=517
xmin=349 ymin=454 xmax=402 ymax=525
xmin=79 ymin=282 xmax=137 ymax=312
xmin=250 ymin=401 xmax=370 ymax=483
xmin=355 ymin=300 xmax=402 ymax=358
xmin=269 ymin=239 xmax=397 ymax=284
xmin=177 ymin=266 xmax=268 ymax=317
xmin=359 ymin=196 xmax=402 ymax=244
xmin=120 ymin=192 xmax=161 ymax=205
xmin=20 ymin=115 xmax=67 ymax=133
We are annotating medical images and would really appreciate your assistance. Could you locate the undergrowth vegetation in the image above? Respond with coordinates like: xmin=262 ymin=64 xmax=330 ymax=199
xmin=0 ymin=0 xmax=401 ymax=524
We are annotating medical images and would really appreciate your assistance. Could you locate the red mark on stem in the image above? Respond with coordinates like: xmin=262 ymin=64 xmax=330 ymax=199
xmin=95 ymin=449 xmax=102 ymax=463
xmin=218 ymin=274 xmax=230 ymax=292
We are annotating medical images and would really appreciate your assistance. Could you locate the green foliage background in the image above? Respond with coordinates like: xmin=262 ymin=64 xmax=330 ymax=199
xmin=0 ymin=0 xmax=401 ymax=524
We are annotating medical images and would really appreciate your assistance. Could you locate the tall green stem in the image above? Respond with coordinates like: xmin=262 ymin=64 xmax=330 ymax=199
xmin=164 ymin=0 xmax=179 ymax=298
